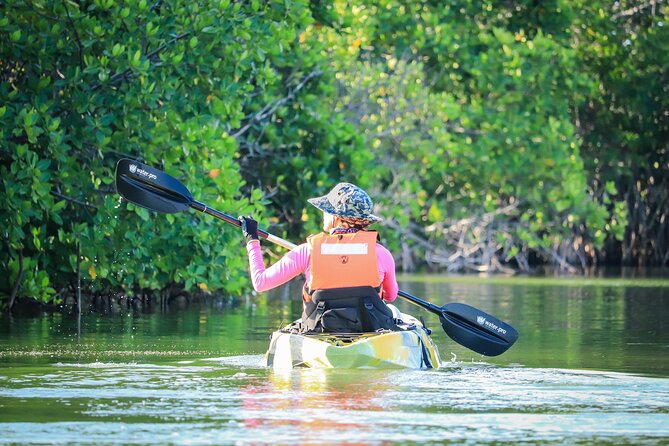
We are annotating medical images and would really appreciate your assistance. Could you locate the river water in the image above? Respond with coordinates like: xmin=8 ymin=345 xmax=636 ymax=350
xmin=1 ymin=275 xmax=668 ymax=444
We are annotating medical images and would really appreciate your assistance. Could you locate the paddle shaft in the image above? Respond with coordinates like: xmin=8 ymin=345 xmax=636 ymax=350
xmin=397 ymin=290 xmax=443 ymax=315
xmin=190 ymin=200 xmax=296 ymax=251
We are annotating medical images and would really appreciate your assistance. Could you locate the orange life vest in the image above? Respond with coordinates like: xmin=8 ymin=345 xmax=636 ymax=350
xmin=304 ymin=231 xmax=381 ymax=301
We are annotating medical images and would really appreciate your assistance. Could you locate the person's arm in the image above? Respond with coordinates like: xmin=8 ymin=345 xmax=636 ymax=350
xmin=246 ymin=241 xmax=309 ymax=292
xmin=376 ymin=244 xmax=398 ymax=302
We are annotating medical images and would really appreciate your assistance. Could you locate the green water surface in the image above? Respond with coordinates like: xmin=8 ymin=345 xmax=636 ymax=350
xmin=1 ymin=275 xmax=668 ymax=444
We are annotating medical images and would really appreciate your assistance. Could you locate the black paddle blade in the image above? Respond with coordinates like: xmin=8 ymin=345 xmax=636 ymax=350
xmin=440 ymin=302 xmax=519 ymax=356
xmin=115 ymin=159 xmax=193 ymax=213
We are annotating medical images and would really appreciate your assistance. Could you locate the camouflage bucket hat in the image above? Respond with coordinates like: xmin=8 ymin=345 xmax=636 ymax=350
xmin=307 ymin=182 xmax=382 ymax=224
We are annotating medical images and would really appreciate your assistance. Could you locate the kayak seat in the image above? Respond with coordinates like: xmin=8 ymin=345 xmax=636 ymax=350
xmin=301 ymin=286 xmax=401 ymax=334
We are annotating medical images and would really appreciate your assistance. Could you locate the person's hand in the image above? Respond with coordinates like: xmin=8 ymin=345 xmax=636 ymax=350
xmin=238 ymin=216 xmax=259 ymax=242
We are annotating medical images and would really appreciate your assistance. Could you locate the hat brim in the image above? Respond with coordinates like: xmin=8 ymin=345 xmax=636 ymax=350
xmin=307 ymin=196 xmax=382 ymax=223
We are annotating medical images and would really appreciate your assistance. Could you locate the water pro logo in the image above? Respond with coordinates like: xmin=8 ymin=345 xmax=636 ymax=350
xmin=129 ymin=164 xmax=157 ymax=181
xmin=476 ymin=314 xmax=507 ymax=335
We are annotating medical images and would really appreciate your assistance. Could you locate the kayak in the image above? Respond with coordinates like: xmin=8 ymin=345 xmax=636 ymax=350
xmin=265 ymin=314 xmax=441 ymax=370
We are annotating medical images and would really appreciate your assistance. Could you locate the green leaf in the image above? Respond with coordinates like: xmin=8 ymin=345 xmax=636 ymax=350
xmin=136 ymin=207 xmax=150 ymax=221
xmin=36 ymin=159 xmax=51 ymax=171
xmin=605 ymin=181 xmax=617 ymax=195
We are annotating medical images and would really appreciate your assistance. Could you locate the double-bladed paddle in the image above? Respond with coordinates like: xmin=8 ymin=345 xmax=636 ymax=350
xmin=115 ymin=158 xmax=519 ymax=356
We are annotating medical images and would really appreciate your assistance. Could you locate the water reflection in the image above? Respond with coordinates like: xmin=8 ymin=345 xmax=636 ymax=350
xmin=393 ymin=279 xmax=669 ymax=376
xmin=241 ymin=368 xmax=392 ymax=437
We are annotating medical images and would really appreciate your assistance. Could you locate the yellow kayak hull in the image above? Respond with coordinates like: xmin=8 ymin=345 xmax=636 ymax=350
xmin=265 ymin=324 xmax=441 ymax=370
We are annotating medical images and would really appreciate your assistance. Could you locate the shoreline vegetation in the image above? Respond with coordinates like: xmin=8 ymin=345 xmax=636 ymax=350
xmin=7 ymin=271 xmax=669 ymax=316
xmin=7 ymin=287 xmax=240 ymax=317
xmin=2 ymin=2 xmax=668 ymax=312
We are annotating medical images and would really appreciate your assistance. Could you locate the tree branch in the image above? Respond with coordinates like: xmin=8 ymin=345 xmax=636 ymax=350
xmin=231 ymin=70 xmax=323 ymax=139
xmin=612 ymin=0 xmax=667 ymax=20
xmin=91 ymin=32 xmax=190 ymax=91
xmin=8 ymin=250 xmax=24 ymax=311
xmin=50 ymin=190 xmax=98 ymax=211
xmin=63 ymin=0 xmax=85 ymax=72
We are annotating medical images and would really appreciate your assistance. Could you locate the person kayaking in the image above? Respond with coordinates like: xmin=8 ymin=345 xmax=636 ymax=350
xmin=239 ymin=182 xmax=401 ymax=333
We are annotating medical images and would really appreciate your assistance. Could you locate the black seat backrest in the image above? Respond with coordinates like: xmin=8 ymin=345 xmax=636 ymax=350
xmin=302 ymin=286 xmax=399 ymax=333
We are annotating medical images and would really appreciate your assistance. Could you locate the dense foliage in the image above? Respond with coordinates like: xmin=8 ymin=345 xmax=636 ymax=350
xmin=323 ymin=2 xmax=619 ymax=272
xmin=1 ymin=0 xmax=322 ymax=308
xmin=575 ymin=1 xmax=669 ymax=266
xmin=1 ymin=0 xmax=667 ymax=309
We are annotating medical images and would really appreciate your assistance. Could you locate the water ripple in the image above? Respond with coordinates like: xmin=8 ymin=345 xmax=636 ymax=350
xmin=1 ymin=359 xmax=669 ymax=444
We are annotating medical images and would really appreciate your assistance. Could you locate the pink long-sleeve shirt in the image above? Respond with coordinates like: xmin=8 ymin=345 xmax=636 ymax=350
xmin=245 ymin=238 xmax=398 ymax=302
